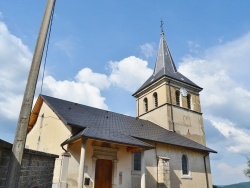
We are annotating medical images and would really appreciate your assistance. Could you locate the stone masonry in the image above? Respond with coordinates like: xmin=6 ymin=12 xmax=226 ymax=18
xmin=0 ymin=139 xmax=58 ymax=188
xmin=157 ymin=157 xmax=170 ymax=188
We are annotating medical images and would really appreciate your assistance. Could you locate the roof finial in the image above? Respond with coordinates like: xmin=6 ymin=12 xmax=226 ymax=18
xmin=160 ymin=19 xmax=164 ymax=35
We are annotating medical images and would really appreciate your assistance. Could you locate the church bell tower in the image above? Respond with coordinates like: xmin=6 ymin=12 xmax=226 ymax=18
xmin=133 ymin=24 xmax=206 ymax=146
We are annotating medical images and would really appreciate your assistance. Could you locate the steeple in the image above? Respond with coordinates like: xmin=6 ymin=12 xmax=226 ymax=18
xmin=133 ymin=22 xmax=202 ymax=96
xmin=153 ymin=21 xmax=177 ymax=76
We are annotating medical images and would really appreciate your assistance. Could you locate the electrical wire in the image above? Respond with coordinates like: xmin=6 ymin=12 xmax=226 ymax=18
xmin=40 ymin=0 xmax=57 ymax=94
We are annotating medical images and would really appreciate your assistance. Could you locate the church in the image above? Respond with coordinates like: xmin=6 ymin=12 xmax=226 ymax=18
xmin=26 ymin=28 xmax=216 ymax=188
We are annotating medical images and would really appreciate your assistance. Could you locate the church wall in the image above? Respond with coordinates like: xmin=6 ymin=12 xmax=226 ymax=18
xmin=67 ymin=140 xmax=133 ymax=188
xmin=137 ymin=82 xmax=171 ymax=130
xmin=140 ymin=105 xmax=170 ymax=130
xmin=168 ymin=85 xmax=201 ymax=113
xmin=66 ymin=139 xmax=95 ymax=188
xmin=192 ymin=94 xmax=202 ymax=112
xmin=144 ymin=149 xmax=158 ymax=188
xmin=64 ymin=140 xmax=213 ymax=188
xmin=137 ymin=82 xmax=168 ymax=116
xmin=137 ymin=82 xmax=205 ymax=145
xmin=173 ymin=107 xmax=206 ymax=145
xmin=117 ymin=145 xmax=132 ymax=188
xmin=143 ymin=142 xmax=213 ymax=188
xmin=26 ymin=102 xmax=72 ymax=186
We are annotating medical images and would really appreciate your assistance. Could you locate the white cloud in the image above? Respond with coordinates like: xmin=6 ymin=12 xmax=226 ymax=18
xmin=179 ymin=32 xmax=250 ymax=154
xmin=0 ymin=93 xmax=23 ymax=119
xmin=75 ymin=68 xmax=110 ymax=90
xmin=218 ymin=163 xmax=246 ymax=175
xmin=0 ymin=20 xmax=109 ymax=122
xmin=43 ymin=76 xmax=108 ymax=109
xmin=108 ymin=56 xmax=153 ymax=92
xmin=0 ymin=19 xmax=153 ymax=123
xmin=0 ymin=21 xmax=32 ymax=120
xmin=140 ymin=43 xmax=155 ymax=59
xmin=208 ymin=117 xmax=250 ymax=153
xmin=214 ymin=162 xmax=248 ymax=185
xmin=187 ymin=40 xmax=200 ymax=54
xmin=54 ymin=35 xmax=76 ymax=60
xmin=40 ymin=55 xmax=154 ymax=110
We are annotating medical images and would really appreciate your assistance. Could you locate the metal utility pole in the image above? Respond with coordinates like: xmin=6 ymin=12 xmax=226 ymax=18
xmin=5 ymin=0 xmax=56 ymax=187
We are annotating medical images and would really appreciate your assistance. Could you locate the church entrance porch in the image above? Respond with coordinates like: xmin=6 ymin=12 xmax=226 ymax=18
xmin=61 ymin=134 xmax=153 ymax=188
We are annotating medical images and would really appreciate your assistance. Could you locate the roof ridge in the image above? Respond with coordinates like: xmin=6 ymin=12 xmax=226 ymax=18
xmin=41 ymin=94 xmax=134 ymax=118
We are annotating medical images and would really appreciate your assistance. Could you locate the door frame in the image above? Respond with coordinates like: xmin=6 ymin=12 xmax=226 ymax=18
xmin=92 ymin=145 xmax=119 ymax=187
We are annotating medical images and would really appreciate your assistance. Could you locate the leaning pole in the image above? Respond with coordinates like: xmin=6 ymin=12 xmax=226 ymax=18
xmin=5 ymin=0 xmax=56 ymax=187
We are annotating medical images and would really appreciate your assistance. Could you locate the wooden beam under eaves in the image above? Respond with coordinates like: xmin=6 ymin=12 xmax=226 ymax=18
xmin=127 ymin=146 xmax=143 ymax=153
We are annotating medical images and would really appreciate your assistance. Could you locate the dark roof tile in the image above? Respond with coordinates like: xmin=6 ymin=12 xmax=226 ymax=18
xmin=41 ymin=95 xmax=216 ymax=153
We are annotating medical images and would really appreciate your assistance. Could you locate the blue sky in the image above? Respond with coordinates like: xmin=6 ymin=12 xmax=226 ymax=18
xmin=1 ymin=0 xmax=250 ymax=185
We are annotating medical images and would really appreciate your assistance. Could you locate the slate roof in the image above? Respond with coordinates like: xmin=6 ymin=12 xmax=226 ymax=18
xmin=61 ymin=127 xmax=154 ymax=149
xmin=40 ymin=95 xmax=216 ymax=153
xmin=133 ymin=32 xmax=202 ymax=96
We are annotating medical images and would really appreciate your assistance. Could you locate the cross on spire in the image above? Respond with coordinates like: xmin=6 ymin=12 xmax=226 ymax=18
xmin=160 ymin=19 xmax=164 ymax=34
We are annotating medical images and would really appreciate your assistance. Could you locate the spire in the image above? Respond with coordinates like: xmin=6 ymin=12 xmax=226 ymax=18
xmin=132 ymin=22 xmax=202 ymax=96
xmin=153 ymin=20 xmax=177 ymax=76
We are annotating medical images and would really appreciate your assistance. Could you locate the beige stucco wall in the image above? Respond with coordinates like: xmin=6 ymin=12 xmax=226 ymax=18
xmin=139 ymin=105 xmax=171 ymax=130
xmin=136 ymin=80 xmax=206 ymax=145
xmin=137 ymin=82 xmax=167 ymax=117
xmin=173 ymin=107 xmax=205 ymax=145
xmin=65 ymin=139 xmax=213 ymax=188
xmin=66 ymin=141 xmax=213 ymax=188
xmin=26 ymin=102 xmax=72 ymax=185
xmin=136 ymin=81 xmax=201 ymax=116
xmin=168 ymin=86 xmax=201 ymax=113
xmin=144 ymin=142 xmax=213 ymax=188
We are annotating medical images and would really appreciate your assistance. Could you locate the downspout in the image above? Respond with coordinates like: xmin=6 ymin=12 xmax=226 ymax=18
xmin=61 ymin=145 xmax=67 ymax=153
xmin=60 ymin=144 xmax=71 ymax=187
xmin=203 ymin=153 xmax=209 ymax=188
xmin=155 ymin=143 xmax=159 ymax=188
xmin=168 ymin=81 xmax=175 ymax=132
xmin=137 ymin=98 xmax=140 ymax=117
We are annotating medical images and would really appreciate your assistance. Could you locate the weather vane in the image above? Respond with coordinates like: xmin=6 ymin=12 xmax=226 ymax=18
xmin=160 ymin=19 xmax=164 ymax=34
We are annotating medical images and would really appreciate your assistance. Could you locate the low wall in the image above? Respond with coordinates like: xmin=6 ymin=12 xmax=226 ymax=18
xmin=0 ymin=139 xmax=58 ymax=188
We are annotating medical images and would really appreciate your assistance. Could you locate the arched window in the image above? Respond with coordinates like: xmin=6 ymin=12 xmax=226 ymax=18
xmin=153 ymin=92 xmax=158 ymax=107
xmin=187 ymin=94 xmax=191 ymax=109
xmin=143 ymin=98 xmax=148 ymax=112
xmin=182 ymin=155 xmax=188 ymax=175
xmin=176 ymin=90 xmax=180 ymax=106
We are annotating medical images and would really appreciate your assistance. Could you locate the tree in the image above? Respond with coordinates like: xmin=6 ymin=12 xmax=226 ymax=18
xmin=244 ymin=156 xmax=250 ymax=178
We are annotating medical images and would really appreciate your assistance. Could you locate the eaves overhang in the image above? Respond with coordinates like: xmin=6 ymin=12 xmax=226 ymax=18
xmin=61 ymin=127 xmax=155 ymax=150
xmin=133 ymin=74 xmax=203 ymax=98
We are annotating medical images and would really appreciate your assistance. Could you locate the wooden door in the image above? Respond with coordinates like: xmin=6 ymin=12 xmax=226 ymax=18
xmin=94 ymin=159 xmax=112 ymax=188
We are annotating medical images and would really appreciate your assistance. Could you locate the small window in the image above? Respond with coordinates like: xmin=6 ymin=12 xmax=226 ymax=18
xmin=187 ymin=94 xmax=191 ymax=109
xmin=133 ymin=152 xmax=141 ymax=171
xmin=143 ymin=98 xmax=148 ymax=112
xmin=182 ymin=155 xmax=188 ymax=175
xmin=153 ymin=92 xmax=158 ymax=107
xmin=176 ymin=90 xmax=180 ymax=106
